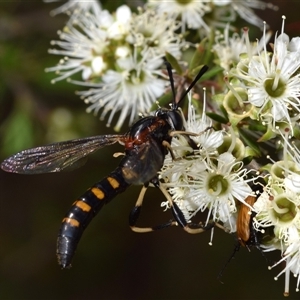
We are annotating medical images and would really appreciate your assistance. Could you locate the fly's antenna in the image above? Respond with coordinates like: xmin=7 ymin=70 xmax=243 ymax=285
xmin=164 ymin=60 xmax=208 ymax=109
xmin=164 ymin=60 xmax=177 ymax=109
xmin=177 ymin=65 xmax=209 ymax=108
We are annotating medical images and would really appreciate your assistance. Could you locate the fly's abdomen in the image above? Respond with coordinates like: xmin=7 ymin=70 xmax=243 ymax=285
xmin=57 ymin=167 xmax=130 ymax=268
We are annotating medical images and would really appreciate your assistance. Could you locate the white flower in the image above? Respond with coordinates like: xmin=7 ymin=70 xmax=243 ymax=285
xmin=126 ymin=7 xmax=183 ymax=59
xmin=183 ymin=92 xmax=224 ymax=155
xmin=268 ymin=228 xmax=300 ymax=295
xmin=44 ymin=0 xmax=102 ymax=17
xmin=46 ymin=5 xmax=185 ymax=130
xmin=232 ymin=17 xmax=300 ymax=132
xmin=161 ymin=158 xmax=208 ymax=221
xmin=253 ymin=136 xmax=300 ymax=295
xmin=45 ymin=10 xmax=112 ymax=82
xmin=254 ymin=190 xmax=300 ymax=240
xmin=75 ymin=55 xmax=166 ymax=131
xmin=213 ymin=25 xmax=271 ymax=72
xmin=212 ymin=0 xmax=277 ymax=28
xmin=148 ymin=0 xmax=211 ymax=32
xmin=107 ymin=5 xmax=132 ymax=39
xmin=186 ymin=152 xmax=253 ymax=225
xmin=160 ymin=96 xmax=253 ymax=230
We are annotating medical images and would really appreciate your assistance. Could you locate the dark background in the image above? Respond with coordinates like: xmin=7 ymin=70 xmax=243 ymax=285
xmin=0 ymin=1 xmax=299 ymax=299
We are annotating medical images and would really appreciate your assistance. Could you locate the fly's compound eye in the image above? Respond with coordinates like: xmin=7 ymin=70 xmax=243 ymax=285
xmin=167 ymin=110 xmax=183 ymax=131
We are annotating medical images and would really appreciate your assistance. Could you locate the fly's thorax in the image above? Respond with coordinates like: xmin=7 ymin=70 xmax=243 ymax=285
xmin=125 ymin=114 xmax=171 ymax=148
xmin=120 ymin=139 xmax=166 ymax=185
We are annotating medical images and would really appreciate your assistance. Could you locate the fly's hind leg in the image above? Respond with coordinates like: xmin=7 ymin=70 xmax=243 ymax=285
xmin=129 ymin=178 xmax=214 ymax=234
xmin=129 ymin=184 xmax=177 ymax=233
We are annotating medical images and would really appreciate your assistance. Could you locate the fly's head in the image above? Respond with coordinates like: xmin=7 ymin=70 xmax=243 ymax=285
xmin=155 ymin=107 xmax=183 ymax=131
xmin=160 ymin=61 xmax=209 ymax=132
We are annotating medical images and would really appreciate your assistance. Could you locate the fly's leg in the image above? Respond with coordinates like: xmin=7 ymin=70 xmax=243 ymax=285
xmin=160 ymin=134 xmax=214 ymax=232
xmin=162 ymin=127 xmax=215 ymax=161
xmin=217 ymin=242 xmax=241 ymax=283
xmin=129 ymin=184 xmax=177 ymax=233
xmin=169 ymin=127 xmax=215 ymax=152
xmin=169 ymin=127 xmax=214 ymax=138
xmin=162 ymin=141 xmax=177 ymax=160
xmin=162 ymin=140 xmax=196 ymax=161
xmin=129 ymin=178 xmax=214 ymax=234
xmin=157 ymin=183 xmax=214 ymax=234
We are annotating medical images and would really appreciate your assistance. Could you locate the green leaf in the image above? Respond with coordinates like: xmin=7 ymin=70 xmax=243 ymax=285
xmin=206 ymin=112 xmax=228 ymax=124
xmin=238 ymin=128 xmax=261 ymax=157
xmin=257 ymin=125 xmax=276 ymax=142
xmin=248 ymin=123 xmax=267 ymax=132
xmin=189 ymin=40 xmax=207 ymax=70
xmin=203 ymin=29 xmax=215 ymax=65
xmin=165 ymin=52 xmax=183 ymax=75
xmin=219 ymin=105 xmax=229 ymax=122
xmin=191 ymin=65 xmax=223 ymax=81
xmin=242 ymin=155 xmax=253 ymax=165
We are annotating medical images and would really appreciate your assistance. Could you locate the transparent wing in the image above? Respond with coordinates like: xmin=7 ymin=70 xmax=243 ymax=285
xmin=1 ymin=135 xmax=124 ymax=174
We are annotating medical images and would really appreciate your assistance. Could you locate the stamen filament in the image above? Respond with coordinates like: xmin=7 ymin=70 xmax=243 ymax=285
xmin=224 ymin=76 xmax=244 ymax=107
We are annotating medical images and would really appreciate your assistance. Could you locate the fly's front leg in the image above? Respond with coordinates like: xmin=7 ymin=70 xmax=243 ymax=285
xmin=163 ymin=127 xmax=215 ymax=160
xmin=169 ymin=127 xmax=214 ymax=138
xmin=162 ymin=139 xmax=195 ymax=161
xmin=162 ymin=140 xmax=177 ymax=160
xmin=129 ymin=184 xmax=177 ymax=233
xmin=170 ymin=127 xmax=215 ymax=151
xmin=158 ymin=183 xmax=214 ymax=234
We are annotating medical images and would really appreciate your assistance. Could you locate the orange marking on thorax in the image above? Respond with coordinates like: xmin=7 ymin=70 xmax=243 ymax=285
xmin=124 ymin=118 xmax=166 ymax=149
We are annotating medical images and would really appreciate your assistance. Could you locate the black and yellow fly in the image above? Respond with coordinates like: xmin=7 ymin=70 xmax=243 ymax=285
xmin=1 ymin=64 xmax=210 ymax=269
